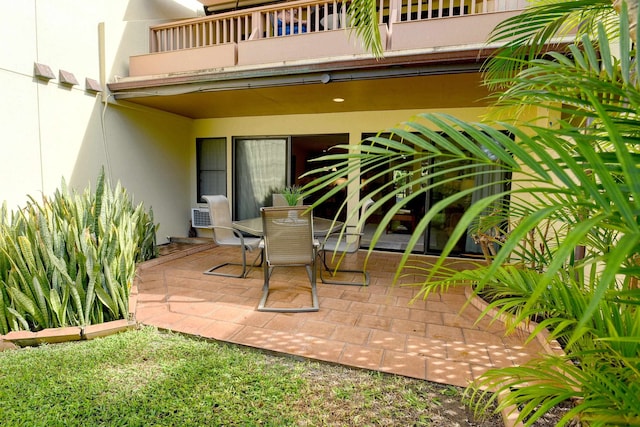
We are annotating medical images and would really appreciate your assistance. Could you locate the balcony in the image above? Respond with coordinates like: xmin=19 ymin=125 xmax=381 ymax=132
xmin=109 ymin=0 xmax=526 ymax=118
xmin=125 ymin=0 xmax=526 ymax=78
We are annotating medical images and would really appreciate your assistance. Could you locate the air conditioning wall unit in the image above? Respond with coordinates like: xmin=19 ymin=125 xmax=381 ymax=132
xmin=191 ymin=208 xmax=211 ymax=228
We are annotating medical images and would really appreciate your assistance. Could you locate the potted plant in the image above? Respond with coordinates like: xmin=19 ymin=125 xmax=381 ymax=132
xmin=273 ymin=185 xmax=303 ymax=207
xmin=283 ymin=185 xmax=303 ymax=206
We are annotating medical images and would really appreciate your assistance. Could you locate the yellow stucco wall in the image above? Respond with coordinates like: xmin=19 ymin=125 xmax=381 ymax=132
xmin=191 ymin=106 xmax=493 ymax=235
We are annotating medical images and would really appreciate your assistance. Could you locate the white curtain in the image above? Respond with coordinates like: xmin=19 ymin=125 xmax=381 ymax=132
xmin=234 ymin=138 xmax=288 ymax=220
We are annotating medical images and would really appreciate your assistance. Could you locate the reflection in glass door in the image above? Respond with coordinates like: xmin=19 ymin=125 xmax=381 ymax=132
xmin=424 ymin=158 xmax=507 ymax=255
xmin=424 ymin=159 xmax=476 ymax=253
xmin=360 ymin=133 xmax=508 ymax=256
xmin=233 ymin=137 xmax=289 ymax=220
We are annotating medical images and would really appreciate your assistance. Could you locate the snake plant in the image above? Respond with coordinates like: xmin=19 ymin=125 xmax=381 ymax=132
xmin=0 ymin=168 xmax=158 ymax=333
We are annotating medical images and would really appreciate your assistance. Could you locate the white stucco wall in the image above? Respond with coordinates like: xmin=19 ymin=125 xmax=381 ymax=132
xmin=0 ymin=0 xmax=203 ymax=241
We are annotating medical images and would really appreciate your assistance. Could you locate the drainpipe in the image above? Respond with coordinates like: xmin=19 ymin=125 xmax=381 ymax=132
xmin=98 ymin=22 xmax=107 ymax=105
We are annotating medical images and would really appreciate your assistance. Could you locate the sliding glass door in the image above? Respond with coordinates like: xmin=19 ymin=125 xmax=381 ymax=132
xmin=360 ymin=132 xmax=509 ymax=256
xmin=228 ymin=132 xmax=507 ymax=255
xmin=233 ymin=137 xmax=290 ymax=220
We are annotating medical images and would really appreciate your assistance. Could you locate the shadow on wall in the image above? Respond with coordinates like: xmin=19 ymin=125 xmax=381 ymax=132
xmin=70 ymin=100 xmax=193 ymax=243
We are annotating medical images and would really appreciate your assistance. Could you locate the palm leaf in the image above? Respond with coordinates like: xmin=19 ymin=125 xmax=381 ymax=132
xmin=483 ymin=0 xmax=617 ymax=87
xmin=333 ymin=0 xmax=640 ymax=423
xmin=346 ymin=0 xmax=382 ymax=57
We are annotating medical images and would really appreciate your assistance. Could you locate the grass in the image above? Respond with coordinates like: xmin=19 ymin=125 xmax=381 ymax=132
xmin=0 ymin=326 xmax=501 ymax=426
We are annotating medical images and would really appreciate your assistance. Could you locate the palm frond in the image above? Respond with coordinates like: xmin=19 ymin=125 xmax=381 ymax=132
xmin=483 ymin=0 xmax=617 ymax=87
xmin=319 ymin=1 xmax=640 ymax=422
xmin=346 ymin=0 xmax=383 ymax=57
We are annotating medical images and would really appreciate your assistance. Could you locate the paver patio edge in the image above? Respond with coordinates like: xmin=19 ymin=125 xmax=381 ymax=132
xmin=464 ymin=286 xmax=565 ymax=427
xmin=464 ymin=286 xmax=564 ymax=357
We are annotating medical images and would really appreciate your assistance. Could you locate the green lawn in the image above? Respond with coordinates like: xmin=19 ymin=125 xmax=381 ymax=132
xmin=0 ymin=326 xmax=499 ymax=426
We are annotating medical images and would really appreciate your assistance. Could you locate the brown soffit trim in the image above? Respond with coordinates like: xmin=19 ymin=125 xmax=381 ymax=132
xmin=108 ymin=47 xmax=497 ymax=93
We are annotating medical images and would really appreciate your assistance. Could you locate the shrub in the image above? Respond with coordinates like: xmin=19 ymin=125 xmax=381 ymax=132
xmin=0 ymin=169 xmax=158 ymax=333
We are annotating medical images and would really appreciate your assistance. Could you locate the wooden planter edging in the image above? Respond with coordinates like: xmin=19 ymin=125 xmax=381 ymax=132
xmin=0 ymin=319 xmax=137 ymax=348
xmin=464 ymin=286 xmax=565 ymax=356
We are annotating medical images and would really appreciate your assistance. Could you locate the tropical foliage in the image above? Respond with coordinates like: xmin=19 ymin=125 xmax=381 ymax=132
xmin=0 ymin=169 xmax=158 ymax=334
xmin=282 ymin=185 xmax=304 ymax=206
xmin=304 ymin=0 xmax=640 ymax=425
xmin=346 ymin=0 xmax=384 ymax=57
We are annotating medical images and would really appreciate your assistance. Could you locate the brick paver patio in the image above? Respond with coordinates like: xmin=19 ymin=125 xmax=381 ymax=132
xmin=133 ymin=243 xmax=553 ymax=388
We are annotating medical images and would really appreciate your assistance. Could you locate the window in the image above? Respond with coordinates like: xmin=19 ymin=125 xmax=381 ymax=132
xmin=197 ymin=138 xmax=226 ymax=203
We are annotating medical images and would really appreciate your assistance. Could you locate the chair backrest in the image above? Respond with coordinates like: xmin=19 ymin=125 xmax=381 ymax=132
xmin=261 ymin=206 xmax=314 ymax=266
xmin=357 ymin=198 xmax=375 ymax=234
xmin=336 ymin=198 xmax=374 ymax=248
xmin=203 ymin=195 xmax=236 ymax=244
xmin=323 ymin=198 xmax=375 ymax=252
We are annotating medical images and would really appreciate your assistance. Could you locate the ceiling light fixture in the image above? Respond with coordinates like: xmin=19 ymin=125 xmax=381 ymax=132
xmin=333 ymin=97 xmax=344 ymax=103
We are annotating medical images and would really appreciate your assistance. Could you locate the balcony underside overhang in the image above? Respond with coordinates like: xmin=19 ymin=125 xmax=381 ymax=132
xmin=108 ymin=48 xmax=495 ymax=119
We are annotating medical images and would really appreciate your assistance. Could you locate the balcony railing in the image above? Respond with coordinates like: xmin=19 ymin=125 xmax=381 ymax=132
xmin=124 ymin=0 xmax=526 ymax=78
xmin=149 ymin=0 xmax=526 ymax=53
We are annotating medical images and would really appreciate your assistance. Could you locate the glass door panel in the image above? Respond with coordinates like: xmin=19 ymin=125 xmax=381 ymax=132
xmin=425 ymin=161 xmax=474 ymax=253
xmin=234 ymin=137 xmax=289 ymax=220
xmin=196 ymin=138 xmax=226 ymax=202
xmin=360 ymin=132 xmax=508 ymax=256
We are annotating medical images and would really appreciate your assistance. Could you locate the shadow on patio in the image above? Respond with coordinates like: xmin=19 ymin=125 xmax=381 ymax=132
xmin=133 ymin=243 xmax=554 ymax=388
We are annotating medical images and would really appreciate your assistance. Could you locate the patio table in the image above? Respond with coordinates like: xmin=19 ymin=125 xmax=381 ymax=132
xmin=233 ymin=216 xmax=343 ymax=238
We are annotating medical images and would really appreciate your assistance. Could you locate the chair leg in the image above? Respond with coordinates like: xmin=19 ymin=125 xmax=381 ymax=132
xmin=257 ymin=265 xmax=273 ymax=311
xmin=309 ymin=261 xmax=319 ymax=310
xmin=204 ymin=247 xmax=262 ymax=278
xmin=319 ymin=251 xmax=370 ymax=286
xmin=204 ymin=261 xmax=246 ymax=278
xmin=243 ymin=250 xmax=264 ymax=278
xmin=257 ymin=263 xmax=319 ymax=313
